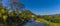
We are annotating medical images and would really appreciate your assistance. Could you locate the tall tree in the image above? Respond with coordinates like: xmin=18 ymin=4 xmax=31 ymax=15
xmin=0 ymin=0 xmax=3 ymax=9
xmin=9 ymin=0 xmax=24 ymax=13
xmin=5 ymin=0 xmax=25 ymax=17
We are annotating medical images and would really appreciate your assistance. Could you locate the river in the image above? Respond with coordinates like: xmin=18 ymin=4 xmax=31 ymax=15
xmin=23 ymin=18 xmax=46 ymax=26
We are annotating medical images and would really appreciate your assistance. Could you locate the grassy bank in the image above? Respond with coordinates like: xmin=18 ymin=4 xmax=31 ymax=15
xmin=35 ymin=18 xmax=60 ymax=26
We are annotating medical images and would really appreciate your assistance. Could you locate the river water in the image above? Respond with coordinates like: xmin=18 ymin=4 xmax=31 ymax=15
xmin=23 ymin=18 xmax=46 ymax=26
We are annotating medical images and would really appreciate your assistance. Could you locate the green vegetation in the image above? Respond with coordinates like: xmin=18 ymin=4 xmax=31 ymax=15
xmin=0 ymin=0 xmax=33 ymax=26
xmin=0 ymin=0 xmax=60 ymax=26
xmin=35 ymin=15 xmax=60 ymax=26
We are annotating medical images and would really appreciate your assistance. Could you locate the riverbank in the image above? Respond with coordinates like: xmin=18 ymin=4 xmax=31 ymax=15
xmin=35 ymin=18 xmax=60 ymax=26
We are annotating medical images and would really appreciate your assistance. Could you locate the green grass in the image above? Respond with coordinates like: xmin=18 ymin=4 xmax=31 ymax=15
xmin=35 ymin=18 xmax=60 ymax=26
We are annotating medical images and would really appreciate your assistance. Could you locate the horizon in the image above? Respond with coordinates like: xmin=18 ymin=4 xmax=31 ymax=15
xmin=2 ymin=0 xmax=60 ymax=15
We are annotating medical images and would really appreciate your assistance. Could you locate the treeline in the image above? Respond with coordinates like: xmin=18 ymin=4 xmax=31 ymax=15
xmin=37 ymin=14 xmax=60 ymax=23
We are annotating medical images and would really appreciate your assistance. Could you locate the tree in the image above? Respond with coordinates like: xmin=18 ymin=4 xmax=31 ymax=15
xmin=9 ymin=0 xmax=24 ymax=13
xmin=20 ymin=10 xmax=33 ymax=24
xmin=0 ymin=0 xmax=34 ymax=26
xmin=0 ymin=0 xmax=3 ymax=10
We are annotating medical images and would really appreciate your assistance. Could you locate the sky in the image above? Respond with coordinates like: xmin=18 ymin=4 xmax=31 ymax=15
xmin=2 ymin=0 xmax=60 ymax=15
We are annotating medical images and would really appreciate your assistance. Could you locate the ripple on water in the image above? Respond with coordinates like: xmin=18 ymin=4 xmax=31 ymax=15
xmin=23 ymin=21 xmax=46 ymax=26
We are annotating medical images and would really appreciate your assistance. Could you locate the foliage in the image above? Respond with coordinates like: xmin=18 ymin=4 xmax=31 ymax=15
xmin=0 ymin=0 xmax=60 ymax=26
xmin=35 ymin=14 xmax=60 ymax=26
xmin=0 ymin=0 xmax=32 ymax=26
xmin=37 ymin=15 xmax=60 ymax=23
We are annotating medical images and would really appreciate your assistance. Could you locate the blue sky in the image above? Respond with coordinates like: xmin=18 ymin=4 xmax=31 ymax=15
xmin=2 ymin=0 xmax=60 ymax=15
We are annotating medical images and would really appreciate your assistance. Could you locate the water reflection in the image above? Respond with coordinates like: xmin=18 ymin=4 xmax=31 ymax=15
xmin=23 ymin=18 xmax=46 ymax=26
